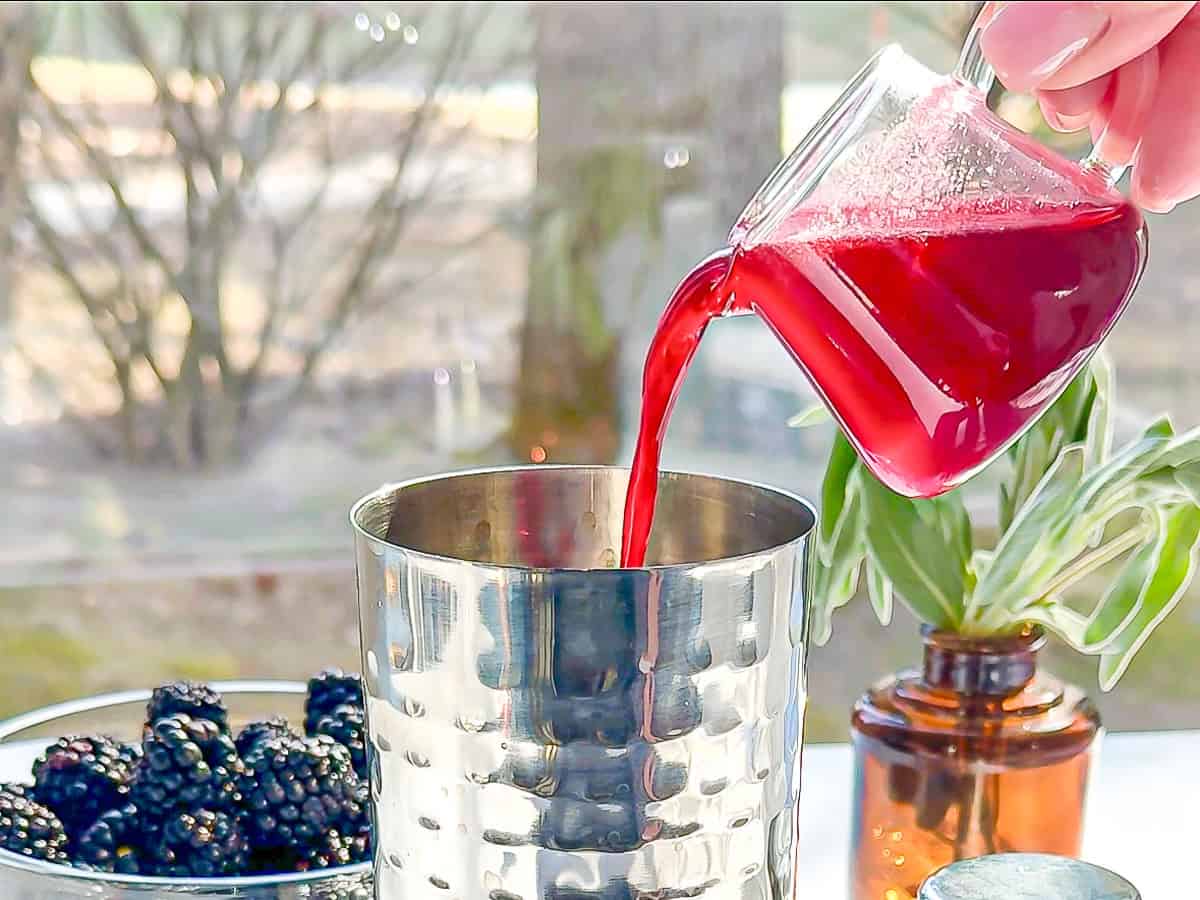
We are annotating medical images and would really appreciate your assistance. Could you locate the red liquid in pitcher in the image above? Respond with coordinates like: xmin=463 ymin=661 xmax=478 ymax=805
xmin=621 ymin=196 xmax=1143 ymax=567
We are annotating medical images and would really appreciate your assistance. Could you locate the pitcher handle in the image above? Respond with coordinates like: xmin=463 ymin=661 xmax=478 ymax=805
xmin=954 ymin=1 xmax=1126 ymax=190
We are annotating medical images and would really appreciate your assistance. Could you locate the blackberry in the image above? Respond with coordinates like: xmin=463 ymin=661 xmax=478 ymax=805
xmin=342 ymin=778 xmax=371 ymax=841
xmin=117 ymin=741 xmax=144 ymax=773
xmin=131 ymin=715 xmax=245 ymax=817
xmin=75 ymin=803 xmax=154 ymax=875
xmin=235 ymin=718 xmax=294 ymax=758
xmin=151 ymin=809 xmax=248 ymax=877
xmin=32 ymin=736 xmax=136 ymax=834
xmin=340 ymin=814 xmax=371 ymax=865
xmin=297 ymin=828 xmax=369 ymax=870
xmin=314 ymin=705 xmax=367 ymax=779
xmin=0 ymin=784 xmax=69 ymax=863
xmin=147 ymin=682 xmax=229 ymax=733
xmin=305 ymin=670 xmax=363 ymax=734
xmin=238 ymin=734 xmax=358 ymax=851
xmin=326 ymin=777 xmax=372 ymax=865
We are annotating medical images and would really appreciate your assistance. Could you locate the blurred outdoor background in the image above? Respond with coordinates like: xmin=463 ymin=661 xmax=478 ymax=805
xmin=0 ymin=1 xmax=1197 ymax=739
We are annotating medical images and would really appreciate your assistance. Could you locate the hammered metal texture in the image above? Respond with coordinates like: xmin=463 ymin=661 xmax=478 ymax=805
xmin=353 ymin=466 xmax=815 ymax=900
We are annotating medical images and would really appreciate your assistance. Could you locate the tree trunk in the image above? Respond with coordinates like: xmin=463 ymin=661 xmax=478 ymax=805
xmin=513 ymin=2 xmax=784 ymax=465
xmin=706 ymin=3 xmax=784 ymax=230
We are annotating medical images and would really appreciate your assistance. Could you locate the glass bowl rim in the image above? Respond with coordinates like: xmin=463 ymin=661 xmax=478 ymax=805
xmin=0 ymin=679 xmax=372 ymax=889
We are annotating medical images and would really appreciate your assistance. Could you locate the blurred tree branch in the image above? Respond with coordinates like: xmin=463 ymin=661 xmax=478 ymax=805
xmin=15 ymin=1 xmax=505 ymax=467
xmin=0 ymin=3 xmax=37 ymax=328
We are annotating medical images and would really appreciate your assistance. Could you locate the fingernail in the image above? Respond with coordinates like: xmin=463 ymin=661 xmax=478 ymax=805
xmin=982 ymin=3 xmax=1110 ymax=91
xmin=1132 ymin=166 xmax=1177 ymax=214
xmin=1142 ymin=197 xmax=1177 ymax=215
xmin=1132 ymin=181 xmax=1176 ymax=215
xmin=1057 ymin=111 xmax=1092 ymax=131
xmin=1040 ymin=100 xmax=1092 ymax=132
xmin=1044 ymin=110 xmax=1067 ymax=131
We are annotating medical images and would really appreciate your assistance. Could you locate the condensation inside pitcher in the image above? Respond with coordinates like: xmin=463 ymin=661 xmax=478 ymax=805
xmin=782 ymin=74 xmax=1110 ymax=244
xmin=702 ymin=50 xmax=1143 ymax=499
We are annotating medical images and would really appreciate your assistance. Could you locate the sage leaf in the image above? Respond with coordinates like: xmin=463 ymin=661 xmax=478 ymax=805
xmin=1098 ymin=503 xmax=1200 ymax=690
xmin=913 ymin=493 xmax=972 ymax=572
xmin=820 ymin=431 xmax=859 ymax=551
xmin=999 ymin=481 xmax=1014 ymax=534
xmin=968 ymin=548 xmax=994 ymax=580
xmin=804 ymin=353 xmax=1200 ymax=690
xmin=1007 ymin=425 xmax=1052 ymax=525
xmin=1173 ymin=464 xmax=1200 ymax=506
xmin=787 ymin=405 xmax=832 ymax=428
xmin=867 ymin=565 xmax=894 ymax=627
xmin=969 ymin=446 xmax=1086 ymax=620
xmin=1002 ymin=362 xmax=1100 ymax=525
xmin=814 ymin=563 xmax=863 ymax=646
xmin=1145 ymin=416 xmax=1176 ymax=440
xmin=1022 ymin=601 xmax=1090 ymax=650
xmin=1151 ymin=425 xmax=1200 ymax=472
xmin=810 ymin=481 xmax=865 ymax=646
xmin=1060 ymin=363 xmax=1100 ymax=444
xmin=1084 ymin=352 xmax=1114 ymax=471
xmin=1082 ymin=508 xmax=1165 ymax=652
xmin=975 ymin=423 xmax=1182 ymax=629
xmin=859 ymin=474 xmax=966 ymax=629
xmin=943 ymin=494 xmax=973 ymax=570
xmin=1060 ymin=419 xmax=1174 ymax=525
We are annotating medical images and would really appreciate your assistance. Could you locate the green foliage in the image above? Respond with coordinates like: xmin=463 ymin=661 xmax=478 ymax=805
xmin=0 ymin=625 xmax=98 ymax=720
xmin=859 ymin=474 xmax=967 ymax=630
xmin=798 ymin=357 xmax=1200 ymax=691
xmin=808 ymin=431 xmax=865 ymax=645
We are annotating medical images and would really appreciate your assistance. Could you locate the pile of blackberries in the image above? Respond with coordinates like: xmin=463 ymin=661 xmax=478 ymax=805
xmin=0 ymin=671 xmax=370 ymax=878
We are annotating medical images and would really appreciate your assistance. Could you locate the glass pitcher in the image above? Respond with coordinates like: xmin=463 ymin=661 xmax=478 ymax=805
xmin=724 ymin=12 xmax=1147 ymax=498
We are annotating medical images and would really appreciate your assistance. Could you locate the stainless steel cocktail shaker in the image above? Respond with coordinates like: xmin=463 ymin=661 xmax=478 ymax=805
xmin=352 ymin=466 xmax=815 ymax=899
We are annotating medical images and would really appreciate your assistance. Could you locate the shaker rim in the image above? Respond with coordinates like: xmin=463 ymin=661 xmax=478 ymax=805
xmin=349 ymin=463 xmax=817 ymax=574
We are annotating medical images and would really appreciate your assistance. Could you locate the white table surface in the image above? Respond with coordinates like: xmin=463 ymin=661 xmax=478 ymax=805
xmin=3 ymin=730 xmax=1195 ymax=896
xmin=796 ymin=730 xmax=1198 ymax=898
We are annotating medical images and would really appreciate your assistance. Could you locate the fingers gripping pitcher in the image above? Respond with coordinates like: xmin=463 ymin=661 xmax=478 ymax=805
xmin=622 ymin=11 xmax=1146 ymax=566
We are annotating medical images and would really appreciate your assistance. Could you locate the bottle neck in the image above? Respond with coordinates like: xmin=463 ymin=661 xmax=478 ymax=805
xmin=920 ymin=626 xmax=1043 ymax=697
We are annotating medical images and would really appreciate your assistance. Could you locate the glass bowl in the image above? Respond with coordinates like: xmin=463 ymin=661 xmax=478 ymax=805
xmin=0 ymin=681 xmax=372 ymax=899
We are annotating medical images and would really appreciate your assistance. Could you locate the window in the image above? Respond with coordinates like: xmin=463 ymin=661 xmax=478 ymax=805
xmin=1 ymin=2 xmax=1196 ymax=738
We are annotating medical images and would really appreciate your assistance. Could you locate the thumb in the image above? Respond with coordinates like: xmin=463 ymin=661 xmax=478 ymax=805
xmin=1131 ymin=9 xmax=1200 ymax=211
xmin=981 ymin=1 xmax=1195 ymax=92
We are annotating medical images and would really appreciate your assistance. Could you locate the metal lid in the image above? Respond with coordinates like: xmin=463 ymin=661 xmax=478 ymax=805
xmin=919 ymin=854 xmax=1140 ymax=900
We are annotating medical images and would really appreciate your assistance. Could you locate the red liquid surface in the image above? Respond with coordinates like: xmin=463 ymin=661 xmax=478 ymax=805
xmin=621 ymin=197 xmax=1144 ymax=567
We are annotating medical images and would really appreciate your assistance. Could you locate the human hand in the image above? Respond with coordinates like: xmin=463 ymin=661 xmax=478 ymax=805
xmin=980 ymin=1 xmax=1200 ymax=211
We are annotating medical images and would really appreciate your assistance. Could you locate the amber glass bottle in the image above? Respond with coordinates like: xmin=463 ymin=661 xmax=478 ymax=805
xmin=849 ymin=627 xmax=1102 ymax=900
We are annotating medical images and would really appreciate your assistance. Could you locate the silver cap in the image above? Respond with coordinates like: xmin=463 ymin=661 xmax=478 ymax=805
xmin=919 ymin=854 xmax=1140 ymax=900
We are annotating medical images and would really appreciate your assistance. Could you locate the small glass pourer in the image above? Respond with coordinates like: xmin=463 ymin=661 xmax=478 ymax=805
xmin=724 ymin=3 xmax=1147 ymax=497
